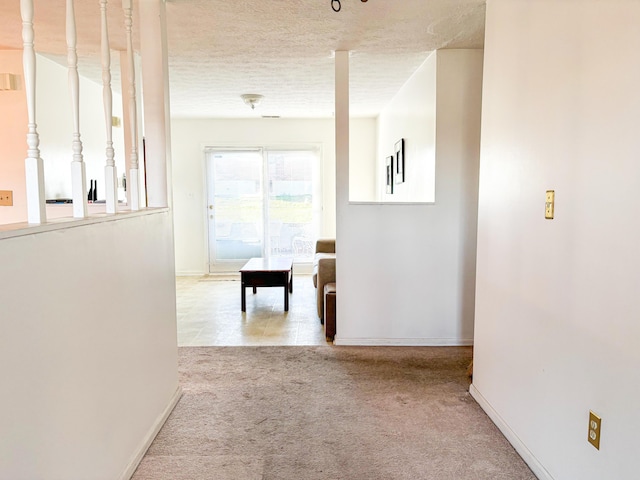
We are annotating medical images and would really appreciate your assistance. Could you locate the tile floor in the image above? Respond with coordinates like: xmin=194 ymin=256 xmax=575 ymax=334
xmin=175 ymin=274 xmax=327 ymax=346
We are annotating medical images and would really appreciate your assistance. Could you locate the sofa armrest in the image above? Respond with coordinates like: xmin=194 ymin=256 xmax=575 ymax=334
xmin=316 ymin=257 xmax=336 ymax=320
xmin=317 ymin=257 xmax=336 ymax=287
xmin=315 ymin=239 xmax=336 ymax=254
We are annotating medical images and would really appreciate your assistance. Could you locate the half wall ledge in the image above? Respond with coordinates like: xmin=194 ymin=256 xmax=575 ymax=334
xmin=0 ymin=207 xmax=170 ymax=241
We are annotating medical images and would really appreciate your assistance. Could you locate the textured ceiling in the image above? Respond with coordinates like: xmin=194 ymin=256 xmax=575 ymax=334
xmin=0 ymin=0 xmax=486 ymax=118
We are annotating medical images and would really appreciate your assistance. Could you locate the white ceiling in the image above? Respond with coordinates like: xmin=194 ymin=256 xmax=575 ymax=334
xmin=0 ymin=0 xmax=486 ymax=118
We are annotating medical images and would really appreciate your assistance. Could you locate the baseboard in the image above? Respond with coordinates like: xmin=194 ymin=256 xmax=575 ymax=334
xmin=119 ymin=386 xmax=183 ymax=480
xmin=333 ymin=337 xmax=474 ymax=346
xmin=469 ymin=384 xmax=553 ymax=480
xmin=176 ymin=266 xmax=314 ymax=276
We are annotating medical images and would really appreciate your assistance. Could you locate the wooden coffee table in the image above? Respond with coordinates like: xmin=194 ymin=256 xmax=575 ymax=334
xmin=240 ymin=257 xmax=293 ymax=312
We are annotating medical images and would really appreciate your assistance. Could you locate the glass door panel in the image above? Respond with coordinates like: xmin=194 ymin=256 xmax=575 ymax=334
xmin=208 ymin=150 xmax=264 ymax=266
xmin=266 ymin=150 xmax=318 ymax=262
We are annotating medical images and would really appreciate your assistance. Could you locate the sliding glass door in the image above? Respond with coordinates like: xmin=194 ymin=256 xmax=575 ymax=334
xmin=207 ymin=150 xmax=264 ymax=264
xmin=206 ymin=147 xmax=321 ymax=272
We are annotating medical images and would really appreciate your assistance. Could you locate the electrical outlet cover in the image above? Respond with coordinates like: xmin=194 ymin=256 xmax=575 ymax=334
xmin=588 ymin=410 xmax=601 ymax=450
xmin=0 ymin=190 xmax=13 ymax=206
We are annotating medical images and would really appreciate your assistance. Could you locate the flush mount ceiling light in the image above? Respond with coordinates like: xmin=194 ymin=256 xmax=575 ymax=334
xmin=332 ymin=0 xmax=368 ymax=13
xmin=241 ymin=94 xmax=263 ymax=110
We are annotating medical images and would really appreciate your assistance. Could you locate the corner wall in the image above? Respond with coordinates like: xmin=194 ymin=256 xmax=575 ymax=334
xmin=336 ymin=49 xmax=483 ymax=345
xmin=472 ymin=1 xmax=640 ymax=479
xmin=376 ymin=52 xmax=437 ymax=202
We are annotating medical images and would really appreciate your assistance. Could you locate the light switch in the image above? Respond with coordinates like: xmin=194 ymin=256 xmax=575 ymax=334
xmin=0 ymin=190 xmax=13 ymax=206
xmin=545 ymin=190 xmax=555 ymax=219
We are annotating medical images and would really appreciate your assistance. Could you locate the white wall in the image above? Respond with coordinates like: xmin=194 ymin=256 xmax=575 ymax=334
xmin=36 ymin=55 xmax=126 ymax=203
xmin=0 ymin=211 xmax=179 ymax=480
xmin=376 ymin=52 xmax=437 ymax=202
xmin=471 ymin=1 xmax=640 ymax=479
xmin=170 ymin=117 xmax=376 ymax=275
xmin=349 ymin=117 xmax=377 ymax=201
xmin=336 ymin=49 xmax=483 ymax=345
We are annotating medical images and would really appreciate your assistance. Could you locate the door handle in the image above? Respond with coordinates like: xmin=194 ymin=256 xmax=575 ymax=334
xmin=209 ymin=205 xmax=214 ymax=210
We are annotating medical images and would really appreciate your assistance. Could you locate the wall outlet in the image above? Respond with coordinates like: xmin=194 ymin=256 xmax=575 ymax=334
xmin=588 ymin=410 xmax=601 ymax=450
xmin=0 ymin=190 xmax=13 ymax=206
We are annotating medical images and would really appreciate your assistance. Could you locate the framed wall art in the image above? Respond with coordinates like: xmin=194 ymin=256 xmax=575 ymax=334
xmin=386 ymin=156 xmax=394 ymax=194
xmin=394 ymin=138 xmax=405 ymax=184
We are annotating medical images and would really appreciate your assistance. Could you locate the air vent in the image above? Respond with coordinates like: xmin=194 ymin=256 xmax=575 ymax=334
xmin=0 ymin=73 xmax=19 ymax=91
xmin=262 ymin=115 xmax=280 ymax=119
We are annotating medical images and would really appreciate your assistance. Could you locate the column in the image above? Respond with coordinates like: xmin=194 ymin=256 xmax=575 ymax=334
xmin=334 ymin=50 xmax=350 ymax=340
xmin=139 ymin=0 xmax=173 ymax=208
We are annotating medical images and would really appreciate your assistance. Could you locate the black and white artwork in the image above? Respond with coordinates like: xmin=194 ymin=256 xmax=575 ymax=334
xmin=386 ymin=156 xmax=394 ymax=194
xmin=395 ymin=138 xmax=405 ymax=184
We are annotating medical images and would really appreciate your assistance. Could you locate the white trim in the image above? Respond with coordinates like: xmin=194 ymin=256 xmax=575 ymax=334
xmin=119 ymin=386 xmax=183 ymax=480
xmin=293 ymin=263 xmax=313 ymax=275
xmin=203 ymin=146 xmax=323 ymax=271
xmin=174 ymin=269 xmax=314 ymax=278
xmin=348 ymin=201 xmax=436 ymax=206
xmin=201 ymin=142 xmax=323 ymax=152
xmin=469 ymin=384 xmax=554 ymax=480
xmin=333 ymin=337 xmax=474 ymax=346
xmin=175 ymin=271 xmax=209 ymax=277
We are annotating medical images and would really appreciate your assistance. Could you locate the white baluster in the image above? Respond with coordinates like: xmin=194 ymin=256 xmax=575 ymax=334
xmin=67 ymin=0 xmax=88 ymax=218
xmin=123 ymin=0 xmax=140 ymax=211
xmin=21 ymin=0 xmax=46 ymax=224
xmin=101 ymin=0 xmax=117 ymax=214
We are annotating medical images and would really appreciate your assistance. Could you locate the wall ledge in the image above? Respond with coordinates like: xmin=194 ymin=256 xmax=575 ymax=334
xmin=0 ymin=208 xmax=170 ymax=241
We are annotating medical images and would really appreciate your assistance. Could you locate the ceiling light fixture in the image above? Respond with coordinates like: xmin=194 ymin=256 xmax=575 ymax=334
xmin=241 ymin=94 xmax=263 ymax=110
xmin=332 ymin=0 xmax=368 ymax=13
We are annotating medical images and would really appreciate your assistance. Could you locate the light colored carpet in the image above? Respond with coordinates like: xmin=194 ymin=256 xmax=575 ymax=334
xmin=132 ymin=346 xmax=536 ymax=480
